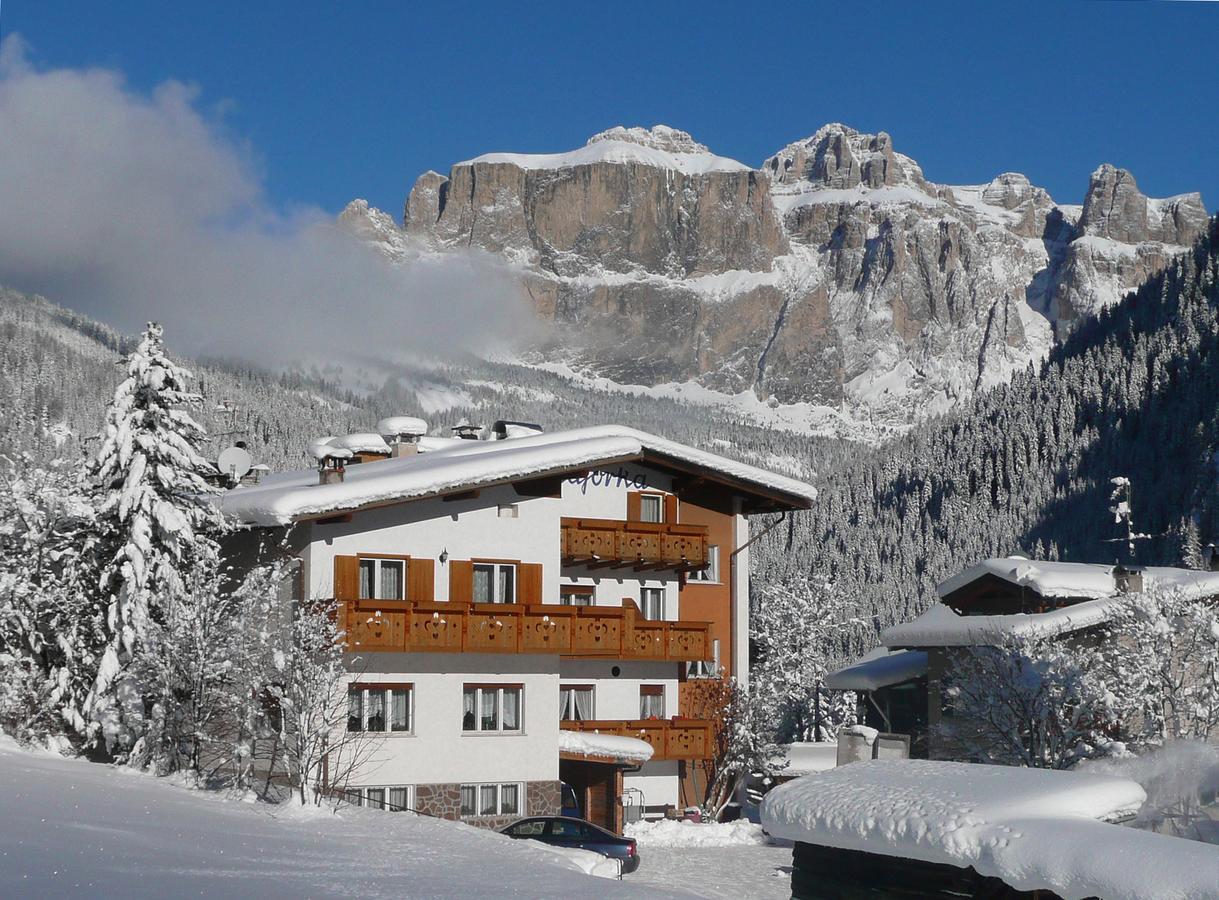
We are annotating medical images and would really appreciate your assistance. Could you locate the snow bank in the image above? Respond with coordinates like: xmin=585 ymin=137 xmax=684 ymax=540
xmin=534 ymin=843 xmax=624 ymax=879
xmin=0 ymin=740 xmax=671 ymax=898
xmin=625 ymin=818 xmax=770 ymax=848
xmin=761 ymin=759 xmax=1219 ymax=900
xmin=775 ymin=742 xmax=838 ymax=776
xmin=559 ymin=729 xmax=654 ymax=763
xmin=216 ymin=424 xmax=817 ymax=525
xmin=826 ymin=648 xmax=928 ymax=690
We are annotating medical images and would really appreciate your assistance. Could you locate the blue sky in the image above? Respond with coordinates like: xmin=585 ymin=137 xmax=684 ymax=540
xmin=4 ymin=1 xmax=1218 ymax=216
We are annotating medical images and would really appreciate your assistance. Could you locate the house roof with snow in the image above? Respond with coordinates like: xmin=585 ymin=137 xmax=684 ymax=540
xmin=760 ymin=759 xmax=1219 ymax=900
xmin=879 ymin=597 xmax=1127 ymax=648
xmin=937 ymin=557 xmax=1219 ymax=604
xmin=214 ymin=424 xmax=817 ymax=526
xmin=826 ymin=648 xmax=929 ymax=690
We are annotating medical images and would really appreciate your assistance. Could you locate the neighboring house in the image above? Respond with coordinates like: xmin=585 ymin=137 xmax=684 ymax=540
xmin=831 ymin=557 xmax=1219 ymax=759
xmin=215 ymin=421 xmax=815 ymax=832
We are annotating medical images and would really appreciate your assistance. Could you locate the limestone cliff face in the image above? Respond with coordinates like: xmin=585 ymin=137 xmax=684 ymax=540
xmin=361 ymin=123 xmax=1207 ymax=430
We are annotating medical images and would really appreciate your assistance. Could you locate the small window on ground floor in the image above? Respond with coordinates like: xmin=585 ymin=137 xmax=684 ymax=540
xmin=347 ymin=685 xmax=413 ymax=733
xmin=353 ymin=785 xmax=414 ymax=811
xmin=460 ymin=782 xmax=522 ymax=817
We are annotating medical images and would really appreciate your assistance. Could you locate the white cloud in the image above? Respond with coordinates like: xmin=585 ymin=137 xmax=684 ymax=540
xmin=0 ymin=35 xmax=524 ymax=367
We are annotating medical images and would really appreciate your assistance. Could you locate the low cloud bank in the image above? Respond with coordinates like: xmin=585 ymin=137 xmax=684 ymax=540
xmin=0 ymin=35 xmax=523 ymax=368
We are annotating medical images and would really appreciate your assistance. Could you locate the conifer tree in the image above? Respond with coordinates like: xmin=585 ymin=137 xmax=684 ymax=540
xmin=84 ymin=323 xmax=225 ymax=754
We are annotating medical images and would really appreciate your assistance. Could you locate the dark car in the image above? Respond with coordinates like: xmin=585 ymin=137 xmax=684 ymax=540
xmin=499 ymin=816 xmax=640 ymax=874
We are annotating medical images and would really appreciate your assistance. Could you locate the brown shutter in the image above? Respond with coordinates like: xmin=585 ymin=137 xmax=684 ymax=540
xmin=518 ymin=563 xmax=543 ymax=604
xmin=408 ymin=558 xmax=435 ymax=603
xmin=333 ymin=555 xmax=359 ymax=601
xmin=664 ymin=494 xmax=678 ymax=524
xmin=626 ymin=491 xmax=642 ymax=522
xmin=450 ymin=560 xmax=473 ymax=603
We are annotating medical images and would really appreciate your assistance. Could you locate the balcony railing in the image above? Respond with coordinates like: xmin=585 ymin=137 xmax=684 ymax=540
xmin=561 ymin=517 xmax=709 ymax=572
xmin=560 ymin=718 xmax=716 ymax=761
xmin=339 ymin=598 xmax=711 ymax=662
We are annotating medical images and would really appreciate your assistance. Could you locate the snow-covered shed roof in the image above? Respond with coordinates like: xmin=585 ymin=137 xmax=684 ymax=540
xmin=937 ymin=557 xmax=1219 ymax=602
xmin=558 ymin=730 xmax=654 ymax=764
xmin=775 ymin=742 xmax=839 ymax=777
xmin=761 ymin=760 xmax=1219 ymax=900
xmin=214 ymin=425 xmax=817 ymax=526
xmin=880 ymin=597 xmax=1124 ymax=648
xmin=826 ymin=648 xmax=929 ymax=691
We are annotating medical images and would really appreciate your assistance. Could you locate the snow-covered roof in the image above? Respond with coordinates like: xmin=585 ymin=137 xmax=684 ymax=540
xmin=775 ymin=742 xmax=839 ymax=777
xmin=880 ymin=597 xmax=1124 ymax=648
xmin=761 ymin=760 xmax=1218 ymax=900
xmin=559 ymin=730 xmax=654 ymax=763
xmin=330 ymin=433 xmax=392 ymax=455
xmin=376 ymin=416 xmax=429 ymax=438
xmin=826 ymin=648 xmax=928 ymax=691
xmin=460 ymin=126 xmax=749 ymax=175
xmin=215 ymin=424 xmax=817 ymax=526
xmin=937 ymin=557 xmax=1219 ymax=601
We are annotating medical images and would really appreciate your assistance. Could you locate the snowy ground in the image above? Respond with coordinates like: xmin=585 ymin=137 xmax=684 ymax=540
xmin=626 ymin=819 xmax=794 ymax=900
xmin=0 ymin=740 xmax=679 ymax=899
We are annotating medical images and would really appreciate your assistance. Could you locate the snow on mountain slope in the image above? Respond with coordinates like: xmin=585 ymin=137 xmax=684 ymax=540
xmin=343 ymin=122 xmax=1208 ymax=435
xmin=0 ymin=739 xmax=676 ymax=899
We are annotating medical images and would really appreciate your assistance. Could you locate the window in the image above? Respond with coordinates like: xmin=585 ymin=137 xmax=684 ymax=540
xmin=497 ymin=504 xmax=519 ymax=518
xmin=463 ymin=685 xmax=522 ymax=732
xmin=560 ymin=585 xmax=594 ymax=607
xmin=689 ymin=545 xmax=720 ymax=583
xmin=353 ymin=785 xmax=413 ymax=811
xmin=560 ymin=685 xmax=594 ymax=721
xmin=358 ymin=557 xmax=405 ymax=600
xmin=472 ymin=562 xmax=516 ymax=604
xmin=347 ymin=685 xmax=412 ymax=733
xmin=639 ymin=494 xmax=663 ymax=523
xmin=505 ymin=819 xmax=547 ymax=837
xmin=460 ymin=782 xmax=522 ymax=817
xmin=640 ymin=587 xmax=664 ymax=620
xmin=686 ymin=640 xmax=722 ymax=679
xmin=640 ymin=685 xmax=665 ymax=719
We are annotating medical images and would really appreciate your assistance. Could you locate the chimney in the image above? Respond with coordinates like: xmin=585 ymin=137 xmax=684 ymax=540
xmin=376 ymin=416 xmax=428 ymax=456
xmin=492 ymin=420 xmax=545 ymax=441
xmin=309 ymin=439 xmax=353 ymax=485
xmin=452 ymin=423 xmax=482 ymax=441
xmin=392 ymin=442 xmax=418 ymax=458
xmin=320 ymin=462 xmax=345 ymax=485
xmin=1114 ymin=564 xmax=1144 ymax=594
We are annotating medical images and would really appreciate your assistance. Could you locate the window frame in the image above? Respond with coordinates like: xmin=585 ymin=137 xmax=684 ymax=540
xmin=638 ymin=492 xmax=664 ymax=523
xmin=462 ymin=684 xmax=524 ymax=733
xmin=346 ymin=683 xmax=414 ymax=734
xmin=459 ymin=782 xmax=524 ymax=817
xmin=471 ymin=561 xmax=518 ymax=604
xmin=560 ymin=684 xmax=595 ymax=721
xmin=353 ymin=784 xmax=415 ymax=811
xmin=639 ymin=586 xmax=665 ymax=621
xmin=688 ymin=545 xmax=720 ymax=583
xmin=560 ymin=584 xmax=594 ymax=607
xmin=357 ymin=554 xmax=409 ymax=601
xmin=639 ymin=684 xmax=666 ymax=719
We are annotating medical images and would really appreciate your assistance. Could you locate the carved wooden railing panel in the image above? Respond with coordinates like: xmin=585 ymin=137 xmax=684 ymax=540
xmin=337 ymin=598 xmax=710 ymax=661
xmin=561 ymin=718 xmax=717 ymax=761
xmin=560 ymin=518 xmax=709 ymax=571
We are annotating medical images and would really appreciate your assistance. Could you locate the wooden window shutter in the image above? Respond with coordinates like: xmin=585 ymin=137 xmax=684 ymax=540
xmin=664 ymin=494 xmax=678 ymax=524
xmin=626 ymin=491 xmax=642 ymax=522
xmin=449 ymin=560 xmax=473 ymax=603
xmin=518 ymin=563 xmax=543 ymax=604
xmin=333 ymin=555 xmax=359 ymax=601
xmin=408 ymin=558 xmax=435 ymax=603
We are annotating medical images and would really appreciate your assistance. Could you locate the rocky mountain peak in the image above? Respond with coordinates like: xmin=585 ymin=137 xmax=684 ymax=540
xmin=763 ymin=123 xmax=927 ymax=191
xmin=585 ymin=125 xmax=711 ymax=155
xmin=1079 ymin=163 xmax=1207 ymax=246
xmin=339 ymin=198 xmax=414 ymax=262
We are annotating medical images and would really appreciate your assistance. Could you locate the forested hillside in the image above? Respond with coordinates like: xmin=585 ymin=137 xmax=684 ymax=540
xmin=758 ymin=217 xmax=1219 ymax=628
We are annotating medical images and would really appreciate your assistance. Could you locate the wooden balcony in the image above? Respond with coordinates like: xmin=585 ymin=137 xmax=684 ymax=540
xmin=339 ymin=598 xmax=711 ymax=662
xmin=561 ymin=518 xmax=709 ymax=572
xmin=560 ymin=718 xmax=716 ymax=761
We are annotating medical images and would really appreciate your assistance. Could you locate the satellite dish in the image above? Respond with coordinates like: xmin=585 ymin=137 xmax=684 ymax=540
xmin=217 ymin=445 xmax=253 ymax=480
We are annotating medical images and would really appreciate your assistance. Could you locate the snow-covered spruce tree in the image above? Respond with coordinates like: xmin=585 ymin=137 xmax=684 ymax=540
xmin=0 ymin=454 xmax=100 ymax=745
xmin=84 ymin=323 xmax=226 ymax=757
xmin=938 ymin=636 xmax=1116 ymax=768
xmin=1097 ymin=587 xmax=1219 ymax=747
xmin=750 ymin=579 xmax=865 ymax=742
